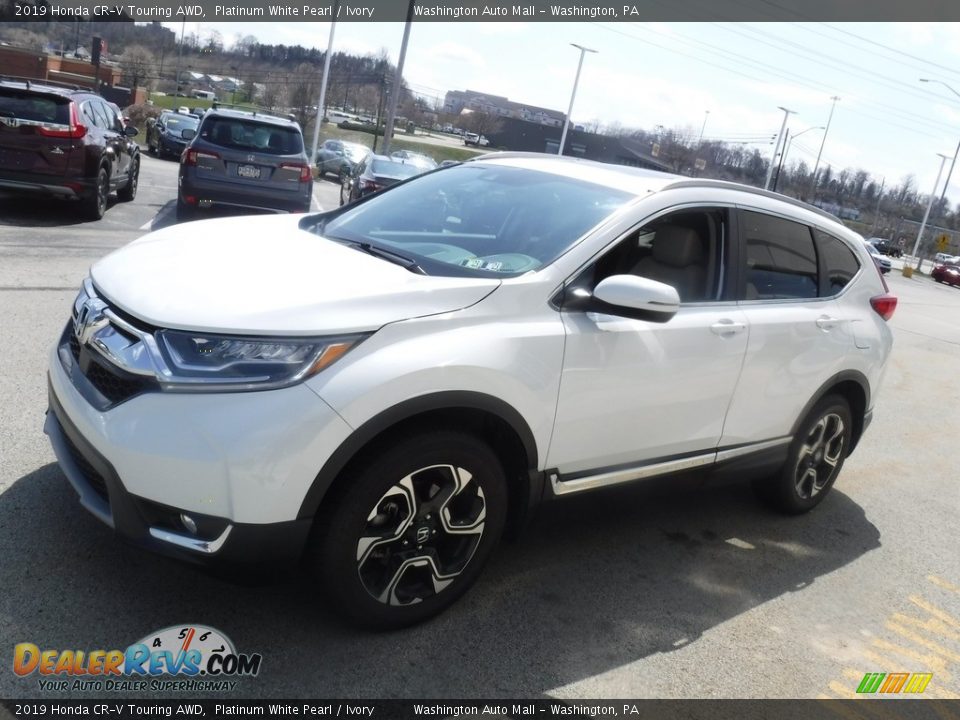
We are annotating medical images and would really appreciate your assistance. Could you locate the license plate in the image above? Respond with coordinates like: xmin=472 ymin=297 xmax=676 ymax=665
xmin=237 ymin=164 xmax=260 ymax=179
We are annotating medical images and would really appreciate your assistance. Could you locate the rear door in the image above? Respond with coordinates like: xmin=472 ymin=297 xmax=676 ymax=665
xmin=719 ymin=209 xmax=859 ymax=446
xmin=94 ymin=100 xmax=129 ymax=181
xmin=0 ymin=87 xmax=76 ymax=178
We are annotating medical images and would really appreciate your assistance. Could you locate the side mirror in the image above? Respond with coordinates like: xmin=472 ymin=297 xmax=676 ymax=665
xmin=124 ymin=125 xmax=139 ymax=137
xmin=590 ymin=275 xmax=680 ymax=323
xmin=181 ymin=128 xmax=196 ymax=140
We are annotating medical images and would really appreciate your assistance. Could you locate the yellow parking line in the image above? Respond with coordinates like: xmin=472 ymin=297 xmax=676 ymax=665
xmin=911 ymin=595 xmax=960 ymax=629
xmin=891 ymin=612 xmax=960 ymax=642
xmin=928 ymin=575 xmax=960 ymax=594
xmin=885 ymin=621 xmax=960 ymax=663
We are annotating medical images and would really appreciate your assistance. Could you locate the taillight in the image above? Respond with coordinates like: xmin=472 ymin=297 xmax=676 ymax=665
xmin=280 ymin=162 xmax=312 ymax=182
xmin=37 ymin=102 xmax=86 ymax=139
xmin=870 ymin=294 xmax=898 ymax=321
xmin=183 ymin=149 xmax=220 ymax=166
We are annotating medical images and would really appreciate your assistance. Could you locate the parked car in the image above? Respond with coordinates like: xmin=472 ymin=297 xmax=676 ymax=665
xmin=864 ymin=240 xmax=891 ymax=274
xmin=46 ymin=155 xmax=895 ymax=630
xmin=339 ymin=154 xmax=426 ymax=205
xmin=932 ymin=261 xmax=960 ymax=287
xmin=315 ymin=139 xmax=371 ymax=180
xmin=146 ymin=111 xmax=199 ymax=159
xmin=0 ymin=78 xmax=140 ymax=220
xmin=934 ymin=252 xmax=957 ymax=264
xmin=866 ymin=237 xmax=903 ymax=257
xmin=463 ymin=132 xmax=490 ymax=147
xmin=177 ymin=108 xmax=313 ymax=221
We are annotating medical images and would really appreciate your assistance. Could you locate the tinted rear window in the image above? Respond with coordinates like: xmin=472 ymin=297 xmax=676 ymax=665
xmin=742 ymin=210 xmax=819 ymax=300
xmin=200 ymin=118 xmax=303 ymax=155
xmin=0 ymin=90 xmax=69 ymax=125
xmin=163 ymin=114 xmax=199 ymax=130
xmin=370 ymin=159 xmax=421 ymax=178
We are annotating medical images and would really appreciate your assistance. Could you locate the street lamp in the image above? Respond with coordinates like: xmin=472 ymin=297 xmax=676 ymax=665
xmin=765 ymin=106 xmax=795 ymax=190
xmin=809 ymin=95 xmax=841 ymax=198
xmin=772 ymin=125 xmax=824 ymax=192
xmin=911 ymin=152 xmax=951 ymax=271
xmin=919 ymin=78 xmax=960 ymax=209
xmin=697 ymin=110 xmax=710 ymax=146
xmin=557 ymin=43 xmax=597 ymax=156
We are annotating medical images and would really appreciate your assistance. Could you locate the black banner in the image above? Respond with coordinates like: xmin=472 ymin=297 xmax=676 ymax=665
xmin=3 ymin=700 xmax=960 ymax=720
xmin=6 ymin=0 xmax=960 ymax=22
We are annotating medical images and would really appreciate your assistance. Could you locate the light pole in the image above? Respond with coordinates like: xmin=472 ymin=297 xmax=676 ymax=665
xmin=173 ymin=19 xmax=185 ymax=96
xmin=697 ymin=110 xmax=710 ymax=146
xmin=809 ymin=95 xmax=840 ymax=198
xmin=911 ymin=153 xmax=950 ymax=271
xmin=310 ymin=4 xmax=340 ymax=163
xmin=772 ymin=125 xmax=824 ymax=192
xmin=765 ymin=106 xmax=795 ymax=190
xmin=381 ymin=0 xmax=415 ymax=156
xmin=558 ymin=43 xmax=597 ymax=156
xmin=919 ymin=78 xmax=960 ymax=209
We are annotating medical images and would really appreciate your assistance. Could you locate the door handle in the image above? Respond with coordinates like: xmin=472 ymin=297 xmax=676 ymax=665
xmin=710 ymin=319 xmax=747 ymax=336
xmin=816 ymin=315 xmax=840 ymax=331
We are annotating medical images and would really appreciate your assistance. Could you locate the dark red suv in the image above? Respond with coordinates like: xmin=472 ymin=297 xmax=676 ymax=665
xmin=0 ymin=79 xmax=141 ymax=220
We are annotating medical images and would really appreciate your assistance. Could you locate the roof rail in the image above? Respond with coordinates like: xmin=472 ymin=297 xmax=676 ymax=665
xmin=207 ymin=102 xmax=298 ymax=124
xmin=663 ymin=178 xmax=840 ymax=223
xmin=0 ymin=74 xmax=83 ymax=91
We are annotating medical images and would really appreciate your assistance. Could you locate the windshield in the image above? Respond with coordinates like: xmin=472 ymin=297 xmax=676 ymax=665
xmin=370 ymin=158 xmax=422 ymax=178
xmin=343 ymin=143 xmax=369 ymax=161
xmin=319 ymin=164 xmax=632 ymax=277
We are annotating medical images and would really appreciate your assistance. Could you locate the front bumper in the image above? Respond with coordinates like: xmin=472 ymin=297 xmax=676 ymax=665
xmin=45 ymin=337 xmax=354 ymax=567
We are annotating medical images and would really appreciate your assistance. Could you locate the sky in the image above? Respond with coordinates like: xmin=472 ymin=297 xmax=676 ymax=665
xmin=162 ymin=21 xmax=960 ymax=206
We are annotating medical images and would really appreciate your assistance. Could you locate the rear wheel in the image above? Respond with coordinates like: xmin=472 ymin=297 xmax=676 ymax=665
xmin=176 ymin=198 xmax=197 ymax=222
xmin=117 ymin=158 xmax=139 ymax=202
xmin=82 ymin=167 xmax=109 ymax=221
xmin=754 ymin=394 xmax=852 ymax=514
xmin=311 ymin=430 xmax=508 ymax=629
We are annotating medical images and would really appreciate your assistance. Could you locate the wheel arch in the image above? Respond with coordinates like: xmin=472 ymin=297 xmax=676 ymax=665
xmin=297 ymin=391 xmax=542 ymax=529
xmin=791 ymin=371 xmax=870 ymax=454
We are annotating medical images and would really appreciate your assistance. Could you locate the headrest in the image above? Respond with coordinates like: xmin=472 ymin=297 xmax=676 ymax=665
xmin=652 ymin=226 xmax=705 ymax=267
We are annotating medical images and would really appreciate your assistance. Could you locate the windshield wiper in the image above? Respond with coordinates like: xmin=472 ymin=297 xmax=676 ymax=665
xmin=341 ymin=240 xmax=427 ymax=275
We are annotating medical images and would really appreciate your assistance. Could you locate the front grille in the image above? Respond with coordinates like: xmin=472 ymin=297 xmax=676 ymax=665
xmin=61 ymin=428 xmax=109 ymax=503
xmin=84 ymin=359 xmax=151 ymax=405
xmin=61 ymin=319 xmax=157 ymax=409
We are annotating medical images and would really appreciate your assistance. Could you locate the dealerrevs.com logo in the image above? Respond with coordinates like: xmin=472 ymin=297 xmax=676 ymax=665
xmin=13 ymin=625 xmax=262 ymax=692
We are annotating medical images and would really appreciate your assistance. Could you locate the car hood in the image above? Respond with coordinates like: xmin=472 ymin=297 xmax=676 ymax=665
xmin=90 ymin=214 xmax=500 ymax=335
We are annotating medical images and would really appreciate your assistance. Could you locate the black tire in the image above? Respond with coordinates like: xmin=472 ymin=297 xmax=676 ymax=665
xmin=117 ymin=158 xmax=139 ymax=202
xmin=311 ymin=430 xmax=508 ymax=630
xmin=176 ymin=198 xmax=197 ymax=222
xmin=82 ymin=166 xmax=109 ymax=221
xmin=754 ymin=394 xmax=852 ymax=515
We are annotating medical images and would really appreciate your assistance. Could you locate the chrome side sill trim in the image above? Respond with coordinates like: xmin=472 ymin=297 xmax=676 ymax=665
xmin=149 ymin=525 xmax=233 ymax=555
xmin=551 ymin=452 xmax=716 ymax=496
xmin=551 ymin=436 xmax=792 ymax=496
xmin=714 ymin=436 xmax=791 ymax=463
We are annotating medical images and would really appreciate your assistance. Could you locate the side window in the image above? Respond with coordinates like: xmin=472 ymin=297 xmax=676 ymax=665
xmin=99 ymin=102 xmax=121 ymax=131
xmin=814 ymin=229 xmax=861 ymax=296
xmin=741 ymin=210 xmax=818 ymax=300
xmin=570 ymin=208 xmax=727 ymax=304
xmin=81 ymin=101 xmax=104 ymax=130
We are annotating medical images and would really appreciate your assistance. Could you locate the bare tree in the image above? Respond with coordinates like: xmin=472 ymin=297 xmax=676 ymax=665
xmin=288 ymin=63 xmax=319 ymax=127
xmin=460 ymin=109 xmax=503 ymax=137
xmin=119 ymin=45 xmax=157 ymax=89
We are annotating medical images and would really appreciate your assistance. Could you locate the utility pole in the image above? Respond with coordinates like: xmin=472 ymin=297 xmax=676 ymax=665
xmin=173 ymin=20 xmax=185 ymax=96
xmin=381 ymin=0 xmax=415 ymax=156
xmin=870 ymin=177 xmax=886 ymax=236
xmin=765 ymin=106 xmax=794 ymax=190
xmin=809 ymin=95 xmax=840 ymax=197
xmin=372 ymin=74 xmax=387 ymax=153
xmin=772 ymin=129 xmax=789 ymax=192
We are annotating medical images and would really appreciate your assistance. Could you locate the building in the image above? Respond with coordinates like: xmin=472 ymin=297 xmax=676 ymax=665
xmin=443 ymin=89 xmax=566 ymax=127
xmin=0 ymin=44 xmax=119 ymax=90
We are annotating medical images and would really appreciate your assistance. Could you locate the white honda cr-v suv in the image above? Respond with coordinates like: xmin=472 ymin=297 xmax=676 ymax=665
xmin=46 ymin=154 xmax=895 ymax=628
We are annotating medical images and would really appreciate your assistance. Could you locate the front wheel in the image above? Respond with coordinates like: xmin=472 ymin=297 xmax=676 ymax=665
xmin=117 ymin=158 xmax=139 ymax=202
xmin=311 ymin=431 xmax=508 ymax=629
xmin=754 ymin=394 xmax=852 ymax=514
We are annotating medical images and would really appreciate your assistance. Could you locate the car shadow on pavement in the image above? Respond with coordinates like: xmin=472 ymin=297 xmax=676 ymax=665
xmin=0 ymin=463 xmax=880 ymax=698
xmin=0 ymin=195 xmax=117 ymax=228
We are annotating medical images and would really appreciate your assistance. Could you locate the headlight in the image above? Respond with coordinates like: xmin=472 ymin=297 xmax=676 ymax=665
xmin=156 ymin=330 xmax=366 ymax=391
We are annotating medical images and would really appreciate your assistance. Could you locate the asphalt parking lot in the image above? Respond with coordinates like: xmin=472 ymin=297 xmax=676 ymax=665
xmin=1 ymin=156 xmax=959 ymax=699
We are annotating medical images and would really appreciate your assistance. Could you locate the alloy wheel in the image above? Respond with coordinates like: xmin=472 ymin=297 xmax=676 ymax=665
xmin=356 ymin=464 xmax=486 ymax=606
xmin=794 ymin=412 xmax=845 ymax=499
